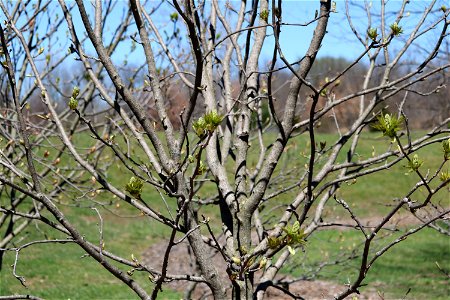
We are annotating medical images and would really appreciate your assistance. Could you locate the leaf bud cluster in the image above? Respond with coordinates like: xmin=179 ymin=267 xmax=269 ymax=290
xmin=192 ymin=110 xmax=223 ymax=138
xmin=125 ymin=177 xmax=144 ymax=198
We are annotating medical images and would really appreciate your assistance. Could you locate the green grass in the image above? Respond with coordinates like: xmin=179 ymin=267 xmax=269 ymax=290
xmin=286 ymin=228 xmax=450 ymax=299
xmin=0 ymin=206 xmax=178 ymax=299
xmin=1 ymin=130 xmax=448 ymax=299
xmin=1 ymin=245 xmax=181 ymax=299
xmin=251 ymin=131 xmax=448 ymax=231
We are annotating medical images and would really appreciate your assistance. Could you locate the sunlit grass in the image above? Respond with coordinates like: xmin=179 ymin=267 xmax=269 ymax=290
xmin=287 ymin=228 xmax=450 ymax=299
xmin=1 ymin=130 xmax=448 ymax=298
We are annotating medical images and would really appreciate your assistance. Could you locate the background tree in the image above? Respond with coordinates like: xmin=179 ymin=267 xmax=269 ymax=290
xmin=0 ymin=0 xmax=449 ymax=299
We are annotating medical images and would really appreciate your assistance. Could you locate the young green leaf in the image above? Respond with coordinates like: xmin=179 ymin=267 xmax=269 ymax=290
xmin=368 ymin=28 xmax=378 ymax=41
xmin=372 ymin=114 xmax=404 ymax=138
xmin=192 ymin=110 xmax=223 ymax=137
xmin=287 ymin=245 xmax=296 ymax=255
xmin=405 ymin=154 xmax=423 ymax=174
xmin=125 ymin=177 xmax=144 ymax=198
xmin=72 ymin=86 xmax=80 ymax=98
xmin=439 ymin=170 xmax=450 ymax=182
xmin=260 ymin=10 xmax=269 ymax=22
xmin=68 ymin=97 xmax=78 ymax=110
xmin=390 ymin=22 xmax=403 ymax=36
xmin=442 ymin=138 xmax=450 ymax=160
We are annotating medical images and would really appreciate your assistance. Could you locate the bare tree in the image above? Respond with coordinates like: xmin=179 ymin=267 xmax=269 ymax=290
xmin=0 ymin=0 xmax=449 ymax=299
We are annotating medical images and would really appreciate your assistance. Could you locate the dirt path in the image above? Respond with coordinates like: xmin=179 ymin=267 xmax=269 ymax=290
xmin=142 ymin=240 xmax=382 ymax=299
xmin=141 ymin=213 xmax=437 ymax=299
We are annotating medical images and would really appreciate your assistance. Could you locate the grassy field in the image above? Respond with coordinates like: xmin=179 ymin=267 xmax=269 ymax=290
xmin=1 ymin=131 xmax=449 ymax=299
xmin=286 ymin=228 xmax=450 ymax=299
xmin=1 ymin=205 xmax=179 ymax=299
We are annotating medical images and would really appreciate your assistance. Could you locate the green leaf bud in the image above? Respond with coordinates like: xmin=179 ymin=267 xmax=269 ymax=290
xmin=231 ymin=256 xmax=241 ymax=265
xmin=197 ymin=161 xmax=207 ymax=175
xmin=192 ymin=110 xmax=223 ymax=137
xmin=390 ymin=22 xmax=403 ymax=36
xmin=287 ymin=245 xmax=296 ymax=255
xmin=68 ymin=97 xmax=78 ymax=110
xmin=193 ymin=116 xmax=206 ymax=137
xmin=439 ymin=170 xmax=450 ymax=182
xmin=125 ymin=176 xmax=144 ymax=198
xmin=170 ymin=12 xmax=178 ymax=22
xmin=442 ymin=138 xmax=450 ymax=160
xmin=72 ymin=86 xmax=80 ymax=98
xmin=372 ymin=114 xmax=404 ymax=139
xmin=368 ymin=28 xmax=378 ymax=41
xmin=260 ymin=9 xmax=269 ymax=22
xmin=258 ymin=257 xmax=268 ymax=269
xmin=405 ymin=154 xmax=423 ymax=173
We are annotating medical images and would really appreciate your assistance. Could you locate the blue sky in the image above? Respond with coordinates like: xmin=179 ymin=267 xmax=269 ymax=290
xmin=1 ymin=0 xmax=446 ymax=73
xmin=260 ymin=0 xmax=446 ymax=63
xmin=260 ymin=0 xmax=367 ymax=61
xmin=127 ymin=0 xmax=446 ymax=65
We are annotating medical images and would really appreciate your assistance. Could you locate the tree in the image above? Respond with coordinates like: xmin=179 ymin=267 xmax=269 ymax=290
xmin=0 ymin=0 xmax=449 ymax=299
